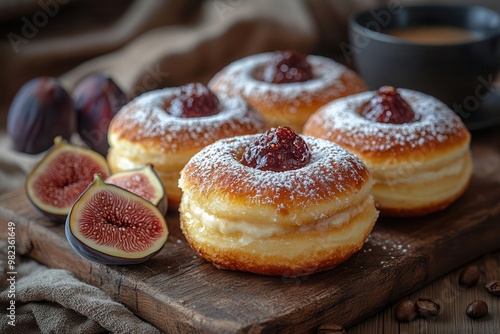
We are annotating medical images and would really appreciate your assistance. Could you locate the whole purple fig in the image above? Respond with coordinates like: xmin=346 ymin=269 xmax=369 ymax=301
xmin=7 ymin=77 xmax=75 ymax=154
xmin=73 ymin=74 xmax=128 ymax=156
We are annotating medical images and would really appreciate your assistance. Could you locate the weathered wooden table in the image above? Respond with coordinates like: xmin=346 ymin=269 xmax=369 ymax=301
xmin=349 ymin=251 xmax=500 ymax=334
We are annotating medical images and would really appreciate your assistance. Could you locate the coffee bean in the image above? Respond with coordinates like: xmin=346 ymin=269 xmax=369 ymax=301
xmin=458 ymin=265 xmax=480 ymax=287
xmin=317 ymin=324 xmax=346 ymax=334
xmin=394 ymin=299 xmax=417 ymax=322
xmin=415 ymin=297 xmax=441 ymax=317
xmin=485 ymin=280 xmax=500 ymax=296
xmin=466 ymin=300 xmax=488 ymax=319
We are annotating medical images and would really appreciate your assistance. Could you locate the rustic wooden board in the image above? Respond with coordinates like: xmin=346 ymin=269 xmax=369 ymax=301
xmin=1 ymin=128 xmax=499 ymax=333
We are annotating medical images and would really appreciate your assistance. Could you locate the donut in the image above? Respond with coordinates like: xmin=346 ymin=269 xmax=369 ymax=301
xmin=208 ymin=50 xmax=367 ymax=133
xmin=303 ymin=87 xmax=472 ymax=217
xmin=179 ymin=127 xmax=378 ymax=277
xmin=107 ymin=83 xmax=267 ymax=209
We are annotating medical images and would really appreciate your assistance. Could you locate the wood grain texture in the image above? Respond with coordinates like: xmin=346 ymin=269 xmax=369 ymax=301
xmin=348 ymin=252 xmax=500 ymax=334
xmin=0 ymin=128 xmax=499 ymax=333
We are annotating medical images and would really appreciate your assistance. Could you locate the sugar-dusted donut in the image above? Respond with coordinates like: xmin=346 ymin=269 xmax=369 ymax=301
xmin=303 ymin=87 xmax=472 ymax=217
xmin=107 ymin=83 xmax=267 ymax=209
xmin=208 ymin=50 xmax=367 ymax=133
xmin=179 ymin=127 xmax=378 ymax=276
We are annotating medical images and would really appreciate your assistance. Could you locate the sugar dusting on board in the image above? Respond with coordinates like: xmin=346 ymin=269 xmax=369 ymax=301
xmin=180 ymin=134 xmax=372 ymax=209
xmin=362 ymin=234 xmax=413 ymax=268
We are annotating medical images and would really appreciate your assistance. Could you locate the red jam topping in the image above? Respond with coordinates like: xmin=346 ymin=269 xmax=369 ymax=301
xmin=262 ymin=50 xmax=314 ymax=84
xmin=241 ymin=127 xmax=311 ymax=172
xmin=360 ymin=86 xmax=416 ymax=124
xmin=169 ymin=83 xmax=220 ymax=118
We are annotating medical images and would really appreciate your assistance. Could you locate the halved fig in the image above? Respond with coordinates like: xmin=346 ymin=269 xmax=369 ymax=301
xmin=105 ymin=165 xmax=167 ymax=215
xmin=65 ymin=174 xmax=168 ymax=265
xmin=25 ymin=137 xmax=110 ymax=222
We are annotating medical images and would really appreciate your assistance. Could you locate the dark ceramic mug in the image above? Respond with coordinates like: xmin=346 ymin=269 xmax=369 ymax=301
xmin=347 ymin=4 xmax=500 ymax=129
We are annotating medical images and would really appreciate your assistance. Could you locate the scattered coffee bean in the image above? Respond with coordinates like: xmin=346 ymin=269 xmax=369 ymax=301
xmin=415 ymin=297 xmax=441 ymax=317
xmin=317 ymin=324 xmax=346 ymax=334
xmin=458 ymin=265 xmax=480 ymax=287
xmin=485 ymin=280 xmax=500 ymax=296
xmin=394 ymin=299 xmax=417 ymax=322
xmin=466 ymin=300 xmax=488 ymax=319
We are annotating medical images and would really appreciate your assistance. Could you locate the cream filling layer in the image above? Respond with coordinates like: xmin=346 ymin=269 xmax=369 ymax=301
xmin=372 ymin=152 xmax=472 ymax=208
xmin=184 ymin=194 xmax=372 ymax=240
xmin=109 ymin=142 xmax=191 ymax=170
xmin=371 ymin=148 xmax=469 ymax=186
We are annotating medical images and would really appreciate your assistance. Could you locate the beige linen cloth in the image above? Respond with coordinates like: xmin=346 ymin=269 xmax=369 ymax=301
xmin=0 ymin=0 xmax=498 ymax=332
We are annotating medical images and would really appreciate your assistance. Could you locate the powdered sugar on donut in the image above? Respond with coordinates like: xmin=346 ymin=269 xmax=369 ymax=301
xmin=208 ymin=53 xmax=364 ymax=110
xmin=304 ymin=89 xmax=468 ymax=154
xmin=180 ymin=135 xmax=372 ymax=209
xmin=109 ymin=87 xmax=266 ymax=152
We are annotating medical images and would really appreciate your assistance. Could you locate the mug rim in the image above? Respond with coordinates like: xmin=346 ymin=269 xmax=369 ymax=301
xmin=349 ymin=4 xmax=500 ymax=47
